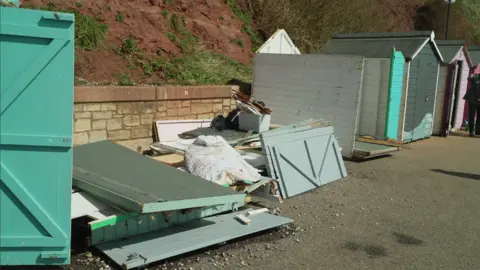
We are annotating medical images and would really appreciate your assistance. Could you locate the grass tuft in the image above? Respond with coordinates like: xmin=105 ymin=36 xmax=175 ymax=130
xmin=225 ymin=0 xmax=262 ymax=52
xmin=41 ymin=4 xmax=108 ymax=50
xmin=162 ymin=49 xmax=252 ymax=85
xmin=116 ymin=72 xmax=135 ymax=86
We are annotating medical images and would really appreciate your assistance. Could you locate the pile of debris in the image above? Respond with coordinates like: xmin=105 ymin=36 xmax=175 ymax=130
xmin=71 ymin=95 xmax=348 ymax=269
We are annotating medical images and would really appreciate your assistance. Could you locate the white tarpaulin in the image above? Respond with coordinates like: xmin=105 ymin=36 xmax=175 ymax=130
xmin=184 ymin=136 xmax=262 ymax=186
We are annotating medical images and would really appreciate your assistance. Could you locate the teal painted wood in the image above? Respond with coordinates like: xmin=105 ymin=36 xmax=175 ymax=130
xmin=0 ymin=7 xmax=74 ymax=266
xmin=260 ymin=126 xmax=347 ymax=199
xmin=90 ymin=204 xmax=238 ymax=245
xmin=403 ymin=44 xmax=439 ymax=142
xmin=385 ymin=51 xmax=405 ymax=140
xmin=96 ymin=210 xmax=293 ymax=269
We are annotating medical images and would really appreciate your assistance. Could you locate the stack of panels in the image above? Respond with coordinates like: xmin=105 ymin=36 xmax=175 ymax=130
xmin=73 ymin=141 xmax=246 ymax=214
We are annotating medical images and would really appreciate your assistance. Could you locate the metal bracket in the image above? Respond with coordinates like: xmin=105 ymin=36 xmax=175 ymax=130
xmin=126 ymin=252 xmax=148 ymax=263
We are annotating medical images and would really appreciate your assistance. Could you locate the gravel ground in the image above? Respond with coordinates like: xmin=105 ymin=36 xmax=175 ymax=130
xmin=6 ymin=136 xmax=480 ymax=270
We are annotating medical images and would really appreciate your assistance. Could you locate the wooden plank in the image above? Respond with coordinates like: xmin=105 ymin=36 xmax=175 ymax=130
xmin=150 ymin=154 xmax=185 ymax=167
xmin=358 ymin=136 xmax=410 ymax=149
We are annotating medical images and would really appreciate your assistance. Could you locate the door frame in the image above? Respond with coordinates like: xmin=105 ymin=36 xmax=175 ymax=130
xmin=449 ymin=61 xmax=463 ymax=130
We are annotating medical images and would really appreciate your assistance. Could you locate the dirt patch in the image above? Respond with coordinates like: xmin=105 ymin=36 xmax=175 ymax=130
xmin=23 ymin=0 xmax=253 ymax=84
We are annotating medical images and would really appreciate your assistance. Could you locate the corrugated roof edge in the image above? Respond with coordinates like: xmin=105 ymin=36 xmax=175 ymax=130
xmin=436 ymin=40 xmax=466 ymax=46
xmin=467 ymin=45 xmax=480 ymax=51
xmin=467 ymin=46 xmax=480 ymax=66
xmin=332 ymin=31 xmax=434 ymax=39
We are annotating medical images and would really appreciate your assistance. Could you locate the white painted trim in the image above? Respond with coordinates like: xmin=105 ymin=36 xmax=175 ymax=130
xmin=410 ymin=38 xmax=430 ymax=60
xmin=256 ymin=29 xmax=301 ymax=54
xmin=354 ymin=58 xmax=367 ymax=140
xmin=411 ymin=37 xmax=444 ymax=63
xmin=398 ymin=61 xmax=411 ymax=142
xmin=431 ymin=63 xmax=441 ymax=135
xmin=430 ymin=39 xmax=445 ymax=63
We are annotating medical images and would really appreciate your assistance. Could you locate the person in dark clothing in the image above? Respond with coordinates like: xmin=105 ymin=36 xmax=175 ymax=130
xmin=463 ymin=74 xmax=480 ymax=136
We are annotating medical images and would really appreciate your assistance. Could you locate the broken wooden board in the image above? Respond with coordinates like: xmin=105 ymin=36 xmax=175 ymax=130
xmin=359 ymin=136 xmax=410 ymax=149
xmin=150 ymin=154 xmax=185 ymax=167
xmin=353 ymin=141 xmax=399 ymax=160
xmin=95 ymin=210 xmax=293 ymax=269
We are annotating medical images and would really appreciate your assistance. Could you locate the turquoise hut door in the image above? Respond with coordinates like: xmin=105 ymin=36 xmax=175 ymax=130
xmin=385 ymin=51 xmax=405 ymax=140
xmin=0 ymin=8 xmax=74 ymax=265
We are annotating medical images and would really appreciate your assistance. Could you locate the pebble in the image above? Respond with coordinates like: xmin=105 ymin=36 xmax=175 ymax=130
xmin=86 ymin=252 xmax=93 ymax=258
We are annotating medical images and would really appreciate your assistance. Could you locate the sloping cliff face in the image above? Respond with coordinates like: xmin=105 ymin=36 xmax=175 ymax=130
xmin=21 ymin=0 xmax=480 ymax=84
xmin=23 ymin=0 xmax=254 ymax=84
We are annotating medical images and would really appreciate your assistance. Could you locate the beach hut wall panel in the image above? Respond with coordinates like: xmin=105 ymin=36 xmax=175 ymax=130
xmin=252 ymin=54 xmax=365 ymax=158
xmin=357 ymin=58 xmax=391 ymax=139
xmin=322 ymin=31 xmax=443 ymax=142
xmin=320 ymin=45 xmax=405 ymax=141
xmin=358 ymin=52 xmax=406 ymax=141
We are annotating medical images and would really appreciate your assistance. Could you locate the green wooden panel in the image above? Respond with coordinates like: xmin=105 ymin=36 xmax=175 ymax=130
xmin=0 ymin=7 xmax=74 ymax=266
xmin=73 ymin=141 xmax=246 ymax=214
xmin=89 ymin=204 xmax=237 ymax=245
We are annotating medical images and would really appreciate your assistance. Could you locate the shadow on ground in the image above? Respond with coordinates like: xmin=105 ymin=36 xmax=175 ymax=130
xmin=431 ymin=169 xmax=480 ymax=181
xmin=393 ymin=232 xmax=424 ymax=245
xmin=342 ymin=241 xmax=388 ymax=258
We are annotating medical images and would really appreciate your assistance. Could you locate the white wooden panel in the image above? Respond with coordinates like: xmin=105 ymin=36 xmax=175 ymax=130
xmin=71 ymin=192 xmax=118 ymax=220
xmin=252 ymin=54 xmax=364 ymax=157
xmin=358 ymin=59 xmax=381 ymax=136
xmin=256 ymin=29 xmax=301 ymax=55
xmin=357 ymin=58 xmax=390 ymax=139
xmin=433 ymin=65 xmax=447 ymax=135
xmin=398 ymin=62 xmax=411 ymax=141
xmin=155 ymin=120 xmax=211 ymax=142
xmin=376 ymin=59 xmax=391 ymax=139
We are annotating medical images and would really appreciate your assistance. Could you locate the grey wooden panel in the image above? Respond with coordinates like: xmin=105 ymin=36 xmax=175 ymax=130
xmin=96 ymin=210 xmax=293 ymax=269
xmin=253 ymin=54 xmax=364 ymax=157
xmin=260 ymin=126 xmax=347 ymax=198
xmin=411 ymin=44 xmax=439 ymax=140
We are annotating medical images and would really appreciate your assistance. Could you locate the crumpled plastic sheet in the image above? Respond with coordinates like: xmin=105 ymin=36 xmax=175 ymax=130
xmin=184 ymin=135 xmax=262 ymax=186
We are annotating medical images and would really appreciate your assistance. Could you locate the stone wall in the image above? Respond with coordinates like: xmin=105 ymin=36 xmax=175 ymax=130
xmin=73 ymin=86 xmax=237 ymax=145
